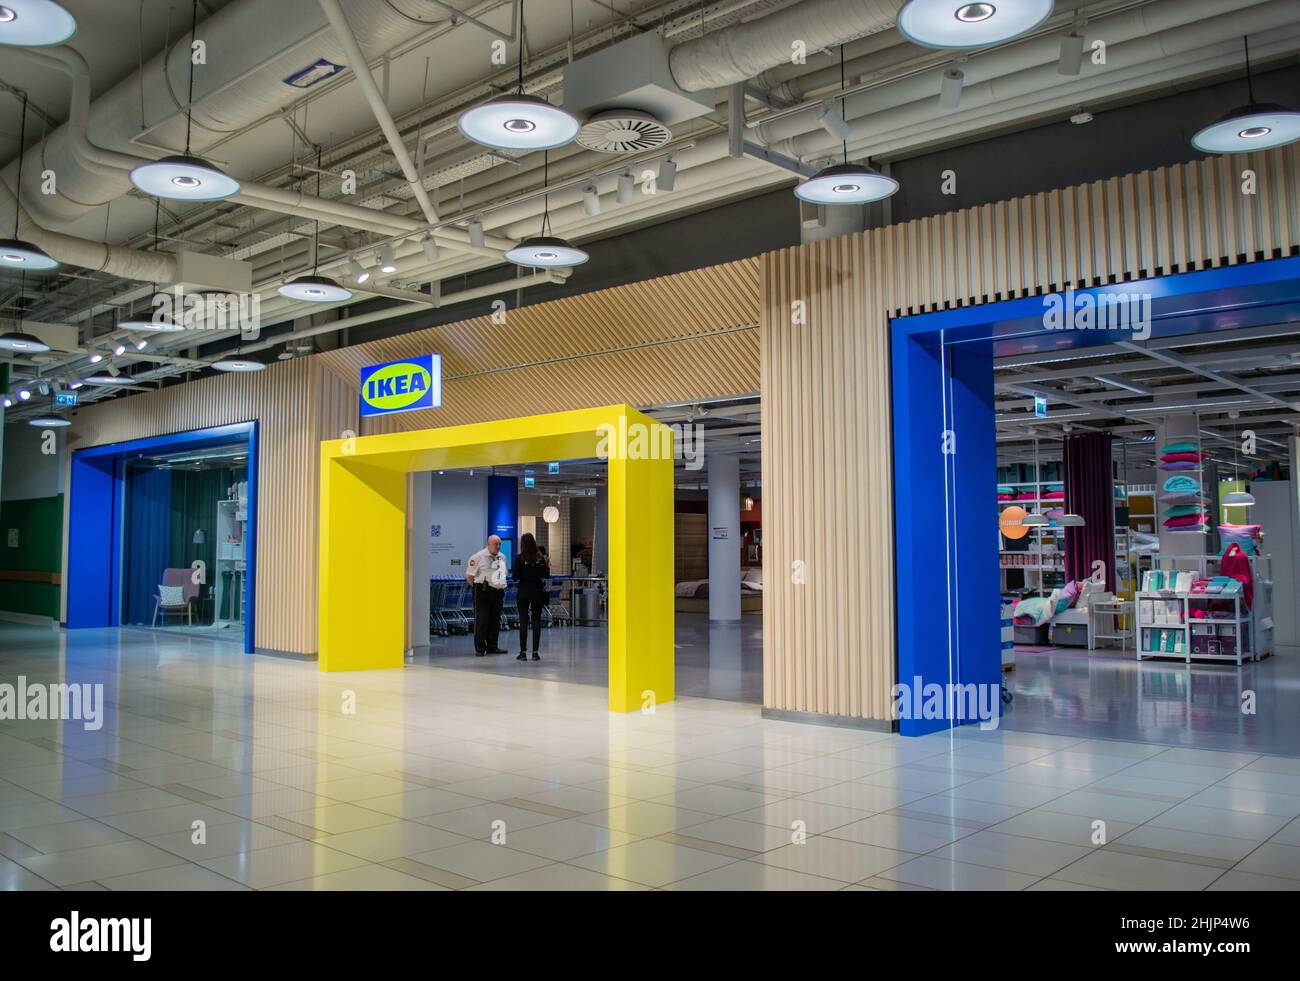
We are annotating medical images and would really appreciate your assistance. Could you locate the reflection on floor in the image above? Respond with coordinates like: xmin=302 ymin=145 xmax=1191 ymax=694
xmin=1004 ymin=645 xmax=1300 ymax=757
xmin=413 ymin=612 xmax=764 ymax=704
xmin=1 ymin=622 xmax=1299 ymax=891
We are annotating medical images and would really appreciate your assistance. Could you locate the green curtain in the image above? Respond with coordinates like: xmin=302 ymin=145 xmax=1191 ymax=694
xmin=168 ymin=468 xmax=233 ymax=624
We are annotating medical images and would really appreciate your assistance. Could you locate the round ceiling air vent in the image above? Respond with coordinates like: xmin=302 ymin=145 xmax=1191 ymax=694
xmin=577 ymin=110 xmax=672 ymax=153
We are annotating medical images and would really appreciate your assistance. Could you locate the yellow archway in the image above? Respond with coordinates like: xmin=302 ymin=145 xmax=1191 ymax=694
xmin=318 ymin=404 xmax=675 ymax=713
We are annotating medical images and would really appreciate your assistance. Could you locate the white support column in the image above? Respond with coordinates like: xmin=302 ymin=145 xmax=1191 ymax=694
xmin=708 ymin=451 xmax=741 ymax=622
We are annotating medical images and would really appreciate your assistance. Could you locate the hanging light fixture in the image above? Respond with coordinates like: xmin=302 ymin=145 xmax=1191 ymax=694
xmin=279 ymin=147 xmax=351 ymax=302
xmin=1192 ymin=38 xmax=1300 ymax=154
xmin=458 ymin=0 xmax=578 ymax=151
xmin=795 ymin=47 xmax=899 ymax=206
xmin=1222 ymin=414 xmax=1256 ymax=507
xmin=27 ymin=414 xmax=71 ymax=427
xmin=1 ymin=92 xmax=60 ymax=271
xmin=1058 ymin=513 xmax=1086 ymax=527
xmin=121 ymin=202 xmax=185 ymax=332
xmin=504 ymin=151 xmax=588 ymax=268
xmin=0 ymin=329 xmax=49 ymax=352
xmin=211 ymin=354 xmax=266 ymax=373
xmin=129 ymin=1 xmax=238 ymax=200
xmin=378 ymin=242 xmax=397 ymax=273
xmin=0 ymin=0 xmax=76 ymax=47
xmin=1020 ymin=512 xmax=1050 ymax=527
xmin=898 ymin=0 xmax=1054 ymax=50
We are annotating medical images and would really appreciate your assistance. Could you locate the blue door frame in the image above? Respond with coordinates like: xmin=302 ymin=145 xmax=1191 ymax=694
xmin=66 ymin=421 xmax=259 ymax=654
xmin=890 ymin=256 xmax=1300 ymax=736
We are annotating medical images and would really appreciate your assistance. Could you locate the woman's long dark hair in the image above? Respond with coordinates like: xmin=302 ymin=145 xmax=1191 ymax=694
xmin=520 ymin=532 xmax=540 ymax=563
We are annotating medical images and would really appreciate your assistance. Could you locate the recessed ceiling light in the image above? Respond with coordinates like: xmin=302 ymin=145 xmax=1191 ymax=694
xmin=504 ymin=235 xmax=589 ymax=268
xmin=458 ymin=94 xmax=580 ymax=151
xmin=211 ymin=356 xmax=266 ymax=373
xmin=0 ymin=0 xmax=76 ymax=46
xmin=0 ymin=237 xmax=59 ymax=270
xmin=0 ymin=330 xmax=50 ymax=352
xmin=794 ymin=162 xmax=899 ymax=205
xmin=898 ymin=0 xmax=1054 ymax=50
xmin=277 ymin=275 xmax=352 ymax=302
xmin=129 ymin=154 xmax=240 ymax=201
xmin=1192 ymin=103 xmax=1300 ymax=154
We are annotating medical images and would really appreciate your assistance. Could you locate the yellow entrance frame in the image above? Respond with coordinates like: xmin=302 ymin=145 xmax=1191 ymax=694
xmin=319 ymin=404 xmax=675 ymax=713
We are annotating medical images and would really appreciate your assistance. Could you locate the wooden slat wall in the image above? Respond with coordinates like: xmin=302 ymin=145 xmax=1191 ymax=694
xmin=318 ymin=257 xmax=762 ymax=433
xmin=761 ymin=146 xmax=1300 ymax=722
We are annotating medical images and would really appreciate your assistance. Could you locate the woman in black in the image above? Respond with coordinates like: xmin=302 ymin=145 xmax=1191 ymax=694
xmin=512 ymin=532 xmax=549 ymax=660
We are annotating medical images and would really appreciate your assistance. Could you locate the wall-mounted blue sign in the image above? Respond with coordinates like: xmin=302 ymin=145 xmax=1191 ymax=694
xmin=55 ymin=392 xmax=78 ymax=407
xmin=359 ymin=353 xmax=442 ymax=418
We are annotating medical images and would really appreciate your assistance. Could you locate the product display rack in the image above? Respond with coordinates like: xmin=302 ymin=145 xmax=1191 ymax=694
xmin=213 ymin=491 xmax=248 ymax=629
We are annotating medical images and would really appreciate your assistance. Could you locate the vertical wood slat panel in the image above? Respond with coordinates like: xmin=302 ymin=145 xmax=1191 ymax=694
xmin=760 ymin=144 xmax=1300 ymax=722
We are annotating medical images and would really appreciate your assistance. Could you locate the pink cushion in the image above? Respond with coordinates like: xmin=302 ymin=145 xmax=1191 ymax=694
xmin=1161 ymin=452 xmax=1202 ymax=463
xmin=1164 ymin=514 xmax=1207 ymax=528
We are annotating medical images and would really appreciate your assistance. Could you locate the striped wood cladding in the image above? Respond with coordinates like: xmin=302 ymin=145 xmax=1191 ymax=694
xmin=761 ymin=146 xmax=1300 ymax=723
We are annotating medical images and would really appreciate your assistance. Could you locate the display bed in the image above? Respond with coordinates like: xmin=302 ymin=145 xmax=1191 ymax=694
xmin=675 ymin=594 xmax=762 ymax=614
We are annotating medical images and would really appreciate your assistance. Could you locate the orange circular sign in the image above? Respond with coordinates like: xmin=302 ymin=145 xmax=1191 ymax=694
xmin=999 ymin=505 xmax=1029 ymax=540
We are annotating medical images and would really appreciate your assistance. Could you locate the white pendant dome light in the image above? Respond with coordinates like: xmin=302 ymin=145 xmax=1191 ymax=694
xmin=458 ymin=1 xmax=578 ymax=152
xmin=129 ymin=2 xmax=239 ymax=201
xmin=278 ymin=274 xmax=352 ymax=302
xmin=1193 ymin=38 xmax=1300 ymax=154
xmin=27 ymin=414 xmax=71 ymax=427
xmin=1 ymin=93 xmax=60 ymax=271
xmin=0 ymin=0 xmax=76 ymax=47
xmin=1020 ymin=512 xmax=1050 ymax=527
xmin=1223 ymin=490 xmax=1256 ymax=507
xmin=0 ymin=239 xmax=58 ymax=270
xmin=505 ymin=151 xmax=588 ymax=268
xmin=0 ymin=330 xmax=49 ymax=353
xmin=796 ymin=162 xmax=899 ymax=205
xmin=1057 ymin=513 xmax=1086 ymax=527
xmin=211 ymin=355 xmax=266 ymax=373
xmin=898 ymin=0 xmax=1055 ymax=50
xmin=794 ymin=47 xmax=900 ymax=206
xmin=278 ymin=148 xmax=351 ymax=302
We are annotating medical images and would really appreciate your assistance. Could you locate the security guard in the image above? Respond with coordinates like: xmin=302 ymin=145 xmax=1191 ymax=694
xmin=466 ymin=535 xmax=508 ymax=656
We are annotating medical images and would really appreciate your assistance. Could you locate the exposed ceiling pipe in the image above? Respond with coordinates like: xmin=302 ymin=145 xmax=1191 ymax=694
xmin=667 ymin=0 xmax=903 ymax=92
xmin=318 ymin=0 xmax=441 ymax=226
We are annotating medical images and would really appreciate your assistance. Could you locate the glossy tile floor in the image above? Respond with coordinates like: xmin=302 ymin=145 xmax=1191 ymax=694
xmin=1 ymin=622 xmax=1298 ymax=891
xmin=416 ymin=612 xmax=764 ymax=703
xmin=1004 ymin=644 xmax=1300 ymax=756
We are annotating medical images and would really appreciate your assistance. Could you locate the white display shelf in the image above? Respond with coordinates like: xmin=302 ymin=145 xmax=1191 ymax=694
xmin=1135 ymin=591 xmax=1257 ymax=666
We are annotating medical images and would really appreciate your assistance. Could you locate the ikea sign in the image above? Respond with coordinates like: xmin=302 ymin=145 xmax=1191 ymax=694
xmin=359 ymin=353 xmax=442 ymax=418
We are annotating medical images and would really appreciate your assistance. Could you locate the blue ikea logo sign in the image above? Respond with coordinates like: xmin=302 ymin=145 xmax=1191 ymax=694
xmin=359 ymin=353 xmax=442 ymax=417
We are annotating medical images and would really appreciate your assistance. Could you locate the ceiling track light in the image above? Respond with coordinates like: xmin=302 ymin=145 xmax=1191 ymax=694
xmin=467 ymin=218 xmax=485 ymax=249
xmin=378 ymin=242 xmax=398 ymax=273
xmin=421 ymin=235 xmax=439 ymax=264
xmin=657 ymin=157 xmax=677 ymax=193
xmin=1193 ymin=37 xmax=1300 ymax=153
xmin=616 ymin=172 xmax=634 ymax=205
xmin=816 ymin=104 xmax=852 ymax=140
xmin=346 ymin=256 xmax=370 ymax=284
xmin=1058 ymin=32 xmax=1085 ymax=76
xmin=939 ymin=67 xmax=964 ymax=110
xmin=898 ymin=0 xmax=1054 ymax=50
xmin=0 ymin=0 xmax=77 ymax=47
xmin=112 ymin=341 xmax=126 ymax=356
xmin=581 ymin=184 xmax=601 ymax=216
xmin=134 ymin=336 xmax=148 ymax=350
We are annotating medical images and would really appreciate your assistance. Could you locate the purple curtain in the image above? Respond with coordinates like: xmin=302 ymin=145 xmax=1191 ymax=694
xmin=1063 ymin=432 xmax=1115 ymax=589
